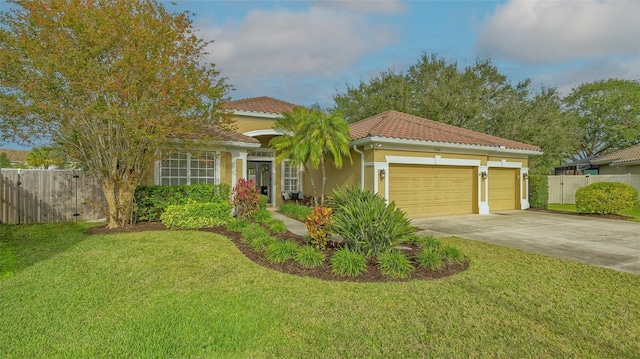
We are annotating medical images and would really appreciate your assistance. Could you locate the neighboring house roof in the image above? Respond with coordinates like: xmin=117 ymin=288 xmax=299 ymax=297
xmin=223 ymin=96 xmax=298 ymax=115
xmin=0 ymin=148 xmax=29 ymax=164
xmin=350 ymin=110 xmax=541 ymax=152
xmin=590 ymin=144 xmax=640 ymax=166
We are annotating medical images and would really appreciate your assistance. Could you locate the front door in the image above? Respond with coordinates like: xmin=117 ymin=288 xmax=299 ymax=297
xmin=247 ymin=161 xmax=272 ymax=203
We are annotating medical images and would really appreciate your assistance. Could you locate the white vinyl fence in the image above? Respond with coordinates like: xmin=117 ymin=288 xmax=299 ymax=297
xmin=548 ymin=174 xmax=640 ymax=204
xmin=0 ymin=169 xmax=107 ymax=224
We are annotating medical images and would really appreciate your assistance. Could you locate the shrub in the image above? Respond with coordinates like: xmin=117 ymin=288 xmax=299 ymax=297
xmin=258 ymin=194 xmax=268 ymax=210
xmin=249 ymin=235 xmax=277 ymax=252
xmin=226 ymin=218 xmax=249 ymax=232
xmin=575 ymin=182 xmax=638 ymax=214
xmin=251 ymin=208 xmax=272 ymax=224
xmin=279 ymin=203 xmax=312 ymax=222
xmin=294 ymin=246 xmax=325 ymax=268
xmin=267 ymin=219 xmax=287 ymax=234
xmin=440 ymin=244 xmax=465 ymax=264
xmin=265 ymin=240 xmax=299 ymax=263
xmin=331 ymin=248 xmax=367 ymax=277
xmin=330 ymin=187 xmax=414 ymax=258
xmin=409 ymin=234 xmax=439 ymax=249
xmin=305 ymin=206 xmax=333 ymax=250
xmin=528 ymin=175 xmax=548 ymax=209
xmin=232 ymin=178 xmax=261 ymax=218
xmin=240 ymin=224 xmax=273 ymax=251
xmin=416 ymin=247 xmax=443 ymax=270
xmin=134 ymin=184 xmax=230 ymax=222
xmin=377 ymin=250 xmax=414 ymax=278
xmin=160 ymin=201 xmax=231 ymax=229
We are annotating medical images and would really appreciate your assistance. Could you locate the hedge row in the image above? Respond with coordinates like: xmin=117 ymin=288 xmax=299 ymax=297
xmin=134 ymin=184 xmax=230 ymax=222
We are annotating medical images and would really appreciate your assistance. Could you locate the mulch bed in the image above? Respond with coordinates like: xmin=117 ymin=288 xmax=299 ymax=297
xmin=87 ymin=221 xmax=468 ymax=282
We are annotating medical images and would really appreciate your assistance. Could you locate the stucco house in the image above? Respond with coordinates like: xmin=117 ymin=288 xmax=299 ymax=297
xmin=147 ymin=96 xmax=542 ymax=218
xmin=589 ymin=144 xmax=640 ymax=175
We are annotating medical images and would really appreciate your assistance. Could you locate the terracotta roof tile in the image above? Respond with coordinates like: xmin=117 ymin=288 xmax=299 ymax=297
xmin=176 ymin=125 xmax=260 ymax=144
xmin=591 ymin=144 xmax=640 ymax=165
xmin=350 ymin=110 xmax=541 ymax=152
xmin=223 ymin=96 xmax=299 ymax=115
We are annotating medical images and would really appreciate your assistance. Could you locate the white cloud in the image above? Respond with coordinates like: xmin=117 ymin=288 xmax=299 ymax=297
xmin=317 ymin=0 xmax=408 ymax=14
xmin=477 ymin=0 xmax=640 ymax=64
xmin=533 ymin=56 xmax=640 ymax=95
xmin=198 ymin=5 xmax=398 ymax=99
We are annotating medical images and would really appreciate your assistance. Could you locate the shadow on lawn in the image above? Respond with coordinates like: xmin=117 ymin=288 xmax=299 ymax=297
xmin=0 ymin=222 xmax=90 ymax=277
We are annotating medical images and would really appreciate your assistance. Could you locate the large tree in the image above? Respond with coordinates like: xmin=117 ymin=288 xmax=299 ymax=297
xmin=563 ymin=79 xmax=640 ymax=160
xmin=270 ymin=107 xmax=351 ymax=206
xmin=333 ymin=53 xmax=574 ymax=174
xmin=0 ymin=0 xmax=231 ymax=227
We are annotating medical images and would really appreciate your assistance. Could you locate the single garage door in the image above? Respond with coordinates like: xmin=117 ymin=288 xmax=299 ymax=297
xmin=388 ymin=164 xmax=476 ymax=218
xmin=488 ymin=168 xmax=519 ymax=211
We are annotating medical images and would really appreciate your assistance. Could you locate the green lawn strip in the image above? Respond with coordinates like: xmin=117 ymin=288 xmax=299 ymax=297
xmin=1 ymin=224 xmax=638 ymax=358
xmin=548 ymin=203 xmax=640 ymax=221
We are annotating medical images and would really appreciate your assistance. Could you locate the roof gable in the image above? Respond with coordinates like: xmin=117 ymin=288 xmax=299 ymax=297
xmin=223 ymin=96 xmax=298 ymax=115
xmin=591 ymin=144 xmax=640 ymax=165
xmin=350 ymin=110 xmax=541 ymax=152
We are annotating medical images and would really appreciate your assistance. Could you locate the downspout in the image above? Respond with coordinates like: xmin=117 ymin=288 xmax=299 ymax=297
xmin=352 ymin=144 xmax=365 ymax=189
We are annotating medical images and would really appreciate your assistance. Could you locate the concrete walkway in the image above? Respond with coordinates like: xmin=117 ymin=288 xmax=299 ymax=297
xmin=268 ymin=208 xmax=308 ymax=237
xmin=412 ymin=210 xmax=640 ymax=274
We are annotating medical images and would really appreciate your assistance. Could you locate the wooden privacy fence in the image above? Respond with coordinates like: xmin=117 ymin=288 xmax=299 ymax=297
xmin=548 ymin=174 xmax=640 ymax=204
xmin=0 ymin=169 xmax=107 ymax=224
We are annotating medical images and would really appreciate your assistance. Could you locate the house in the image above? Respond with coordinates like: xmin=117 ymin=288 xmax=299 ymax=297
xmin=148 ymin=96 xmax=542 ymax=218
xmin=554 ymin=155 xmax=600 ymax=175
xmin=0 ymin=148 xmax=29 ymax=167
xmin=589 ymin=144 xmax=640 ymax=175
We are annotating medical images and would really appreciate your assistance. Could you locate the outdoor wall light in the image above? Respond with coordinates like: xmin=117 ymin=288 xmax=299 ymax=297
xmin=379 ymin=169 xmax=386 ymax=179
xmin=479 ymin=171 xmax=487 ymax=179
xmin=523 ymin=173 xmax=529 ymax=180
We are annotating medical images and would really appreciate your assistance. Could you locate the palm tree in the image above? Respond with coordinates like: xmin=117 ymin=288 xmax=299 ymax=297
xmin=270 ymin=108 xmax=351 ymax=206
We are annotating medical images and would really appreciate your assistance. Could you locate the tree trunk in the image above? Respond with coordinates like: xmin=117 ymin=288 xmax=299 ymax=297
xmin=303 ymin=162 xmax=319 ymax=207
xmin=102 ymin=181 xmax=120 ymax=229
xmin=320 ymin=156 xmax=326 ymax=206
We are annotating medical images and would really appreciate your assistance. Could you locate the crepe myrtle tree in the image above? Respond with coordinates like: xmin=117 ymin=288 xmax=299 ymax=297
xmin=0 ymin=0 xmax=233 ymax=228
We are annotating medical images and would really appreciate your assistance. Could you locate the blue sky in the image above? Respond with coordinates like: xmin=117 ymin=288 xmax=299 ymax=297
xmin=164 ymin=0 xmax=639 ymax=108
xmin=1 ymin=0 xmax=639 ymax=149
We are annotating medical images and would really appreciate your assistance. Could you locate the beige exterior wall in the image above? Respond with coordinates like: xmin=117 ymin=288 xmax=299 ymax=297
xmin=219 ymin=152 xmax=232 ymax=186
xmin=599 ymin=164 xmax=640 ymax=175
xmin=233 ymin=115 xmax=277 ymax=134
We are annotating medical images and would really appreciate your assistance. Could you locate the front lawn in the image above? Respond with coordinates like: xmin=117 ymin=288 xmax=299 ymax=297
xmin=547 ymin=203 xmax=640 ymax=221
xmin=1 ymin=223 xmax=638 ymax=358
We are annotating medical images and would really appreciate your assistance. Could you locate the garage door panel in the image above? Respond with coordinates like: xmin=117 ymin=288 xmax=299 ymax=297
xmin=389 ymin=164 xmax=475 ymax=218
xmin=488 ymin=168 xmax=519 ymax=211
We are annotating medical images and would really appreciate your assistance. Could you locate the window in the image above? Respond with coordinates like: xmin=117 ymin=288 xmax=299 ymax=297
xmin=282 ymin=160 xmax=300 ymax=192
xmin=160 ymin=150 xmax=216 ymax=185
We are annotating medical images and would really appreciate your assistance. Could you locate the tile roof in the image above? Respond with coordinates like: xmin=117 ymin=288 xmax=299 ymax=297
xmin=591 ymin=144 xmax=640 ymax=165
xmin=350 ymin=110 xmax=541 ymax=152
xmin=205 ymin=125 xmax=260 ymax=144
xmin=223 ymin=96 xmax=299 ymax=115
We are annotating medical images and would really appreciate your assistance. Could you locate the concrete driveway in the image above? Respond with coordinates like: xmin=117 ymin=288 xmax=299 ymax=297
xmin=412 ymin=210 xmax=640 ymax=274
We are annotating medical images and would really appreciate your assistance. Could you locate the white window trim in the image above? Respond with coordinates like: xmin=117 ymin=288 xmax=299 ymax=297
xmin=155 ymin=150 xmax=218 ymax=185
xmin=281 ymin=160 xmax=302 ymax=193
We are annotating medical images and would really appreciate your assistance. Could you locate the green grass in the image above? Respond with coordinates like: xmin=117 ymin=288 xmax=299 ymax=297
xmin=1 ymin=223 xmax=639 ymax=358
xmin=548 ymin=203 xmax=640 ymax=221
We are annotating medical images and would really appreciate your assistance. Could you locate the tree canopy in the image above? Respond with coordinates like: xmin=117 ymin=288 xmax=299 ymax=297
xmin=333 ymin=53 xmax=575 ymax=174
xmin=0 ymin=0 xmax=231 ymax=227
xmin=563 ymin=79 xmax=640 ymax=160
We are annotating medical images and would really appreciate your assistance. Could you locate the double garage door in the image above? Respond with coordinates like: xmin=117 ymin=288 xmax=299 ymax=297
xmin=388 ymin=164 xmax=519 ymax=218
xmin=388 ymin=164 xmax=476 ymax=218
